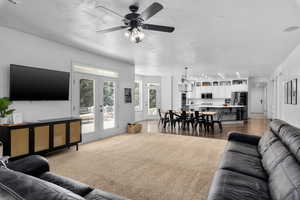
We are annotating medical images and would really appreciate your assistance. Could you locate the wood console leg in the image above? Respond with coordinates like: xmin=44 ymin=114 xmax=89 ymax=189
xmin=76 ymin=144 xmax=79 ymax=151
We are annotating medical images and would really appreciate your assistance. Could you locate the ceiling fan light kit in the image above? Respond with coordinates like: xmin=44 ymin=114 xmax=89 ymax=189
xmin=124 ymin=28 xmax=145 ymax=43
xmin=96 ymin=2 xmax=175 ymax=43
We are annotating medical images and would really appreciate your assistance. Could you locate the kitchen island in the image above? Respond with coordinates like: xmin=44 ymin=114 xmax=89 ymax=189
xmin=190 ymin=105 xmax=247 ymax=123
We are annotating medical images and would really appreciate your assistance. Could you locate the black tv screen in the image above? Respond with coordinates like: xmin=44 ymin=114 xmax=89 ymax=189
xmin=10 ymin=65 xmax=70 ymax=101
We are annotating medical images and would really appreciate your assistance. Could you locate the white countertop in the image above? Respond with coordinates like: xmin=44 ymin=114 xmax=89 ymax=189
xmin=192 ymin=105 xmax=245 ymax=108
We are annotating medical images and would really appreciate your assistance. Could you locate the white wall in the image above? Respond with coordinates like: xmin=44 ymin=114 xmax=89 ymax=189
xmin=161 ymin=76 xmax=172 ymax=110
xmin=160 ymin=75 xmax=182 ymax=111
xmin=272 ymin=43 xmax=300 ymax=128
xmin=0 ymin=26 xmax=135 ymax=137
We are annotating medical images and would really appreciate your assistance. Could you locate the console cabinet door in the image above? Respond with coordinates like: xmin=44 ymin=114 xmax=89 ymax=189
xmin=34 ymin=126 xmax=50 ymax=152
xmin=10 ymin=128 xmax=29 ymax=157
xmin=53 ymin=123 xmax=66 ymax=147
xmin=70 ymin=121 xmax=81 ymax=143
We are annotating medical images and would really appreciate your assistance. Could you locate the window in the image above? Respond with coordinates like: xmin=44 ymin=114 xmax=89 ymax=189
xmin=134 ymin=80 xmax=143 ymax=111
xmin=148 ymin=88 xmax=158 ymax=115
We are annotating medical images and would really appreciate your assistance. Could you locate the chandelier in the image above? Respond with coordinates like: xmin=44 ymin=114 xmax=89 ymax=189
xmin=124 ymin=28 xmax=145 ymax=43
xmin=178 ymin=67 xmax=195 ymax=93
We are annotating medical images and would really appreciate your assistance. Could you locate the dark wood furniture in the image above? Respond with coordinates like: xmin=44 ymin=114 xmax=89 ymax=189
xmin=0 ymin=117 xmax=81 ymax=159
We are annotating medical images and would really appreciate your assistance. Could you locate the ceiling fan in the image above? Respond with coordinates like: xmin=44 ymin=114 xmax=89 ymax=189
xmin=96 ymin=2 xmax=175 ymax=43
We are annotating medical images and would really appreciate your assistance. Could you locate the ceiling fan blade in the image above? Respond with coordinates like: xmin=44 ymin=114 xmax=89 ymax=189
xmin=140 ymin=2 xmax=163 ymax=21
xmin=142 ymin=24 xmax=175 ymax=33
xmin=95 ymin=5 xmax=124 ymax=19
xmin=96 ymin=26 xmax=128 ymax=34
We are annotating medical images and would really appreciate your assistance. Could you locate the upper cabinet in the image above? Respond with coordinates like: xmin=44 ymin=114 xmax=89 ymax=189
xmin=231 ymin=79 xmax=248 ymax=92
xmin=192 ymin=79 xmax=248 ymax=99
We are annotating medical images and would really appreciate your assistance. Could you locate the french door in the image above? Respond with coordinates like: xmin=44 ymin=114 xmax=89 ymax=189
xmin=72 ymin=73 xmax=118 ymax=140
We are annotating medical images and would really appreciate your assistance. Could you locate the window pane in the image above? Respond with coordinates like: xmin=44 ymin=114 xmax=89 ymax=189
xmin=103 ymin=81 xmax=116 ymax=129
xmin=148 ymin=89 xmax=157 ymax=115
xmin=80 ymin=79 xmax=95 ymax=134
xmin=149 ymin=89 xmax=157 ymax=109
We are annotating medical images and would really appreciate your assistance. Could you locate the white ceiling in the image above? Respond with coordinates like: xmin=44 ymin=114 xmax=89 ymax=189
xmin=1 ymin=0 xmax=300 ymax=78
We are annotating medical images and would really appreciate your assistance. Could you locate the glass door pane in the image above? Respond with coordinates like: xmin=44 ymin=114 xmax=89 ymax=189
xmin=79 ymin=79 xmax=95 ymax=134
xmin=148 ymin=88 xmax=157 ymax=115
xmin=103 ymin=81 xmax=116 ymax=129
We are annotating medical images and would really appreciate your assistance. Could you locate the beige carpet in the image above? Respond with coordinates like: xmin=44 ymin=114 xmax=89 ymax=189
xmin=46 ymin=133 xmax=226 ymax=200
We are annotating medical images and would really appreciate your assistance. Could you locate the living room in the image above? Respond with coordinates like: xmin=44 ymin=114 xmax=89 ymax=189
xmin=0 ymin=0 xmax=300 ymax=200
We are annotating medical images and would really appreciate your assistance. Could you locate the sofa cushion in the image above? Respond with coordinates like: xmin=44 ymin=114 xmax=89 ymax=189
xmin=258 ymin=130 xmax=279 ymax=156
xmin=0 ymin=168 xmax=84 ymax=200
xmin=269 ymin=119 xmax=288 ymax=134
xmin=226 ymin=141 xmax=260 ymax=157
xmin=268 ymin=155 xmax=300 ymax=200
xmin=84 ymin=189 xmax=128 ymax=200
xmin=207 ymin=169 xmax=270 ymax=200
xmin=219 ymin=151 xmax=267 ymax=180
xmin=39 ymin=172 xmax=93 ymax=197
xmin=277 ymin=124 xmax=300 ymax=163
xmin=228 ymin=132 xmax=261 ymax=145
xmin=261 ymin=139 xmax=291 ymax=174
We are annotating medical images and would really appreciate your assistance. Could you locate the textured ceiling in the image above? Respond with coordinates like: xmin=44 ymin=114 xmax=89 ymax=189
xmin=1 ymin=0 xmax=300 ymax=78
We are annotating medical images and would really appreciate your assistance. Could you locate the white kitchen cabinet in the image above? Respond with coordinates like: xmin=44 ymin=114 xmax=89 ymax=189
xmin=214 ymin=86 xmax=222 ymax=98
xmin=225 ymin=86 xmax=232 ymax=98
xmin=232 ymin=84 xmax=248 ymax=92
xmin=191 ymin=80 xmax=247 ymax=99
xmin=196 ymin=87 xmax=201 ymax=98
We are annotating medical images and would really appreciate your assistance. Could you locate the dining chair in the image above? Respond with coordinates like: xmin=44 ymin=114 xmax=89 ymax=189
xmin=193 ymin=111 xmax=206 ymax=132
xmin=164 ymin=110 xmax=179 ymax=129
xmin=212 ymin=111 xmax=224 ymax=132
xmin=179 ymin=111 xmax=189 ymax=130
xmin=203 ymin=113 xmax=215 ymax=133
xmin=158 ymin=109 xmax=165 ymax=127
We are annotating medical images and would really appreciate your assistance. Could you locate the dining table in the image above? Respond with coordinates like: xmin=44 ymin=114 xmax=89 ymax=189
xmin=161 ymin=110 xmax=217 ymax=121
xmin=161 ymin=110 xmax=217 ymax=116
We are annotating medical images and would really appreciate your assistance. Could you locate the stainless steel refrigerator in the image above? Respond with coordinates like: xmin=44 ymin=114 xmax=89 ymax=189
xmin=231 ymin=92 xmax=248 ymax=120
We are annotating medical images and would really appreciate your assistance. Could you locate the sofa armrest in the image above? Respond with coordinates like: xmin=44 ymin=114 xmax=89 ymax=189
xmin=7 ymin=155 xmax=49 ymax=176
xmin=228 ymin=132 xmax=261 ymax=145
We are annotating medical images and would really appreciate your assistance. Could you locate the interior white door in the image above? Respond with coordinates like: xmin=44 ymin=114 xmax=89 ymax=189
xmin=251 ymin=86 xmax=265 ymax=114
xmin=72 ymin=73 xmax=118 ymax=141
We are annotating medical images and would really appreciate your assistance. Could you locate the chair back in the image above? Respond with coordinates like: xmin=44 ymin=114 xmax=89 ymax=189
xmin=158 ymin=109 xmax=163 ymax=118
xmin=195 ymin=111 xmax=200 ymax=119
xmin=181 ymin=111 xmax=188 ymax=119
xmin=169 ymin=110 xmax=175 ymax=120
xmin=190 ymin=113 xmax=194 ymax=119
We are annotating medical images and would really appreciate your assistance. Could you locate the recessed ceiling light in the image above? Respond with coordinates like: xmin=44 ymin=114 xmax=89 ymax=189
xmin=284 ymin=26 xmax=300 ymax=32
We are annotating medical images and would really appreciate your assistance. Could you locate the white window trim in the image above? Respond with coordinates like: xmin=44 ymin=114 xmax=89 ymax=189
xmin=73 ymin=64 xmax=119 ymax=78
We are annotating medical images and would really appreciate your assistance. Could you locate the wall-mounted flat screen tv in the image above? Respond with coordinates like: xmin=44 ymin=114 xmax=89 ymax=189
xmin=10 ymin=64 xmax=70 ymax=101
